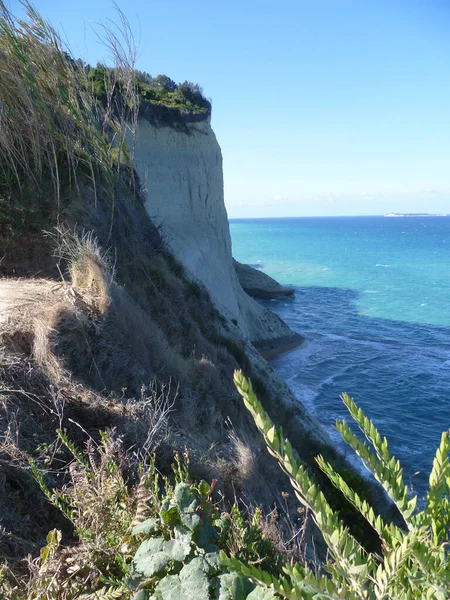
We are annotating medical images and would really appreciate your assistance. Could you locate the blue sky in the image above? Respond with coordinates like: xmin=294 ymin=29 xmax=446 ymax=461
xmin=11 ymin=0 xmax=450 ymax=216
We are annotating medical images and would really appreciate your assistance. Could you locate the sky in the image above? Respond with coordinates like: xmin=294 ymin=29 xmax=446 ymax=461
xmin=10 ymin=0 xmax=450 ymax=217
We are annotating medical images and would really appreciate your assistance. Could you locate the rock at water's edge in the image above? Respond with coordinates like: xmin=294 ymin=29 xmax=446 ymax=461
xmin=233 ymin=259 xmax=295 ymax=300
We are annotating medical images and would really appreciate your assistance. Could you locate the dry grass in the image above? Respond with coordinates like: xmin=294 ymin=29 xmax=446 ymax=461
xmin=0 ymin=4 xmax=343 ymax=595
xmin=0 ymin=346 xmax=176 ymax=567
xmin=0 ymin=2 xmax=108 ymax=208
xmin=228 ymin=427 xmax=258 ymax=488
xmin=127 ymin=379 xmax=176 ymax=463
xmin=22 ymin=431 xmax=136 ymax=599
xmin=0 ymin=2 xmax=141 ymax=215
xmin=0 ymin=204 xmax=330 ymax=586
xmin=56 ymin=229 xmax=113 ymax=315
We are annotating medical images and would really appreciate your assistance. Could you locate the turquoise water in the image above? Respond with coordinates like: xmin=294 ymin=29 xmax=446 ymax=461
xmin=230 ymin=216 xmax=450 ymax=500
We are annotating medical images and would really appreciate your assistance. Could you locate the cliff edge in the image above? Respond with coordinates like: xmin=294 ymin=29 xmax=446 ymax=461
xmin=131 ymin=117 xmax=302 ymax=356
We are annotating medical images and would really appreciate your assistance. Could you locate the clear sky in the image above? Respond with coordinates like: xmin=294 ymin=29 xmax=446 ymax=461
xmin=10 ymin=0 xmax=450 ymax=216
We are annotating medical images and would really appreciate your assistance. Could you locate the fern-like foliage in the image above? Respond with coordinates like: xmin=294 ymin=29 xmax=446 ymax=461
xmin=336 ymin=394 xmax=417 ymax=524
xmin=423 ymin=430 xmax=450 ymax=545
xmin=231 ymin=370 xmax=450 ymax=600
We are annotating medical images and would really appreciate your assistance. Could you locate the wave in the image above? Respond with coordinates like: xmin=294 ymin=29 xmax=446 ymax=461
xmin=317 ymin=331 xmax=450 ymax=357
xmin=285 ymin=380 xmax=318 ymax=413
xmin=375 ymin=263 xmax=391 ymax=267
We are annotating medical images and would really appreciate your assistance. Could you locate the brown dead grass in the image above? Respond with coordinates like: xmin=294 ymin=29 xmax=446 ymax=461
xmin=59 ymin=230 xmax=112 ymax=315
xmin=0 ymin=279 xmax=56 ymax=326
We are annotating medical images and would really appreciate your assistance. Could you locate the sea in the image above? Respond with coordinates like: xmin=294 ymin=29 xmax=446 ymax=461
xmin=229 ymin=215 xmax=450 ymax=502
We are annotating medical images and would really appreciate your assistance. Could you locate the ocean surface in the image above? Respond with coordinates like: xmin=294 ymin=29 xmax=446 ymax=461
xmin=229 ymin=216 xmax=450 ymax=501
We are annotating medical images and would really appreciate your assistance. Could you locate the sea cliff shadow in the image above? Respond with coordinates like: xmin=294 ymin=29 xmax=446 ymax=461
xmin=262 ymin=285 xmax=450 ymax=348
xmin=259 ymin=285 xmax=450 ymax=499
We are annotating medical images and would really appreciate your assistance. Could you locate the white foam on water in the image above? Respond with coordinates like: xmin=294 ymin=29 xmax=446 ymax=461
xmin=396 ymin=442 xmax=437 ymax=458
xmin=288 ymin=381 xmax=319 ymax=414
xmin=320 ymin=332 xmax=391 ymax=353
xmin=375 ymin=263 xmax=391 ymax=267
xmin=284 ymin=338 xmax=321 ymax=363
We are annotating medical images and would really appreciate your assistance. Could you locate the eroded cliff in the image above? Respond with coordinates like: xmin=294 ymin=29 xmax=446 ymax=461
xmin=0 ymin=8 xmax=400 ymax=591
xmin=131 ymin=117 xmax=301 ymax=356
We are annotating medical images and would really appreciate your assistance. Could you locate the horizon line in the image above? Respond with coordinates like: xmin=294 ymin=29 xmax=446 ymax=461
xmin=228 ymin=213 xmax=449 ymax=220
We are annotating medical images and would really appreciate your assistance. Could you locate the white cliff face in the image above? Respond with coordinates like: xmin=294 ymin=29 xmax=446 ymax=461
xmin=128 ymin=117 xmax=395 ymax=509
xmin=132 ymin=117 xmax=300 ymax=351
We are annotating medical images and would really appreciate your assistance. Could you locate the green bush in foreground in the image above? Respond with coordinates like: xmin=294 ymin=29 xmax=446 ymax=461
xmin=227 ymin=371 xmax=450 ymax=600
xmin=2 ymin=373 xmax=448 ymax=599
xmin=1 ymin=430 xmax=280 ymax=599
xmin=129 ymin=480 xmax=275 ymax=600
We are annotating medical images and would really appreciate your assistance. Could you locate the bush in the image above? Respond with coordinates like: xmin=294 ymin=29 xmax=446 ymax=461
xmin=228 ymin=371 xmax=450 ymax=599
xmin=152 ymin=74 xmax=177 ymax=92
xmin=132 ymin=72 xmax=211 ymax=115
xmin=3 ymin=431 xmax=280 ymax=599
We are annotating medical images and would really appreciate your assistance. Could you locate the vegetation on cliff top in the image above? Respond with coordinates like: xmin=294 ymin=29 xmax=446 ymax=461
xmin=88 ymin=66 xmax=211 ymax=116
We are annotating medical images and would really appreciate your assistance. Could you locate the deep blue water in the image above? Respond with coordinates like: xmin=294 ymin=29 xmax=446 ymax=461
xmin=230 ymin=216 xmax=450 ymax=500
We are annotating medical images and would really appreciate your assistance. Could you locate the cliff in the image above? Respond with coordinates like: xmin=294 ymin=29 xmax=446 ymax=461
xmin=131 ymin=117 xmax=302 ymax=356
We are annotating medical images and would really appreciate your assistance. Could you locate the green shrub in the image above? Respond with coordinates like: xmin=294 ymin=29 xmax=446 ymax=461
xmin=27 ymin=430 xmax=136 ymax=599
xmin=227 ymin=371 xmax=450 ymax=599
xmin=19 ymin=431 xmax=280 ymax=599
xmin=129 ymin=461 xmax=280 ymax=599
xmin=89 ymin=66 xmax=212 ymax=117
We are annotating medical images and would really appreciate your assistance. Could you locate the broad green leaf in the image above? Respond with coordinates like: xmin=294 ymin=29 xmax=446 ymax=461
xmin=132 ymin=518 xmax=159 ymax=536
xmin=174 ymin=482 xmax=197 ymax=513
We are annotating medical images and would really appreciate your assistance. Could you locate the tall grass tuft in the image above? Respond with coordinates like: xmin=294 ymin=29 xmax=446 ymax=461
xmin=0 ymin=1 xmax=138 ymax=232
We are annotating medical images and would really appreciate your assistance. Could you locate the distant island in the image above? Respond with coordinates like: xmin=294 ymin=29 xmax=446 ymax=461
xmin=384 ymin=212 xmax=448 ymax=217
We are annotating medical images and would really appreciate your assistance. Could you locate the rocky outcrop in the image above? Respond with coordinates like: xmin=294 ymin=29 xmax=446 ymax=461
xmin=233 ymin=259 xmax=295 ymax=300
xmin=131 ymin=117 xmax=302 ymax=355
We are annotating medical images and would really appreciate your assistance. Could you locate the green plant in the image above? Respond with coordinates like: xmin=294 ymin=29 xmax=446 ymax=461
xmin=227 ymin=371 xmax=450 ymax=600
xmin=129 ymin=479 xmax=275 ymax=600
xmin=21 ymin=427 xmax=281 ymax=599
xmin=219 ymin=506 xmax=282 ymax=576
xmin=87 ymin=66 xmax=211 ymax=119
xmin=27 ymin=430 xmax=136 ymax=599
